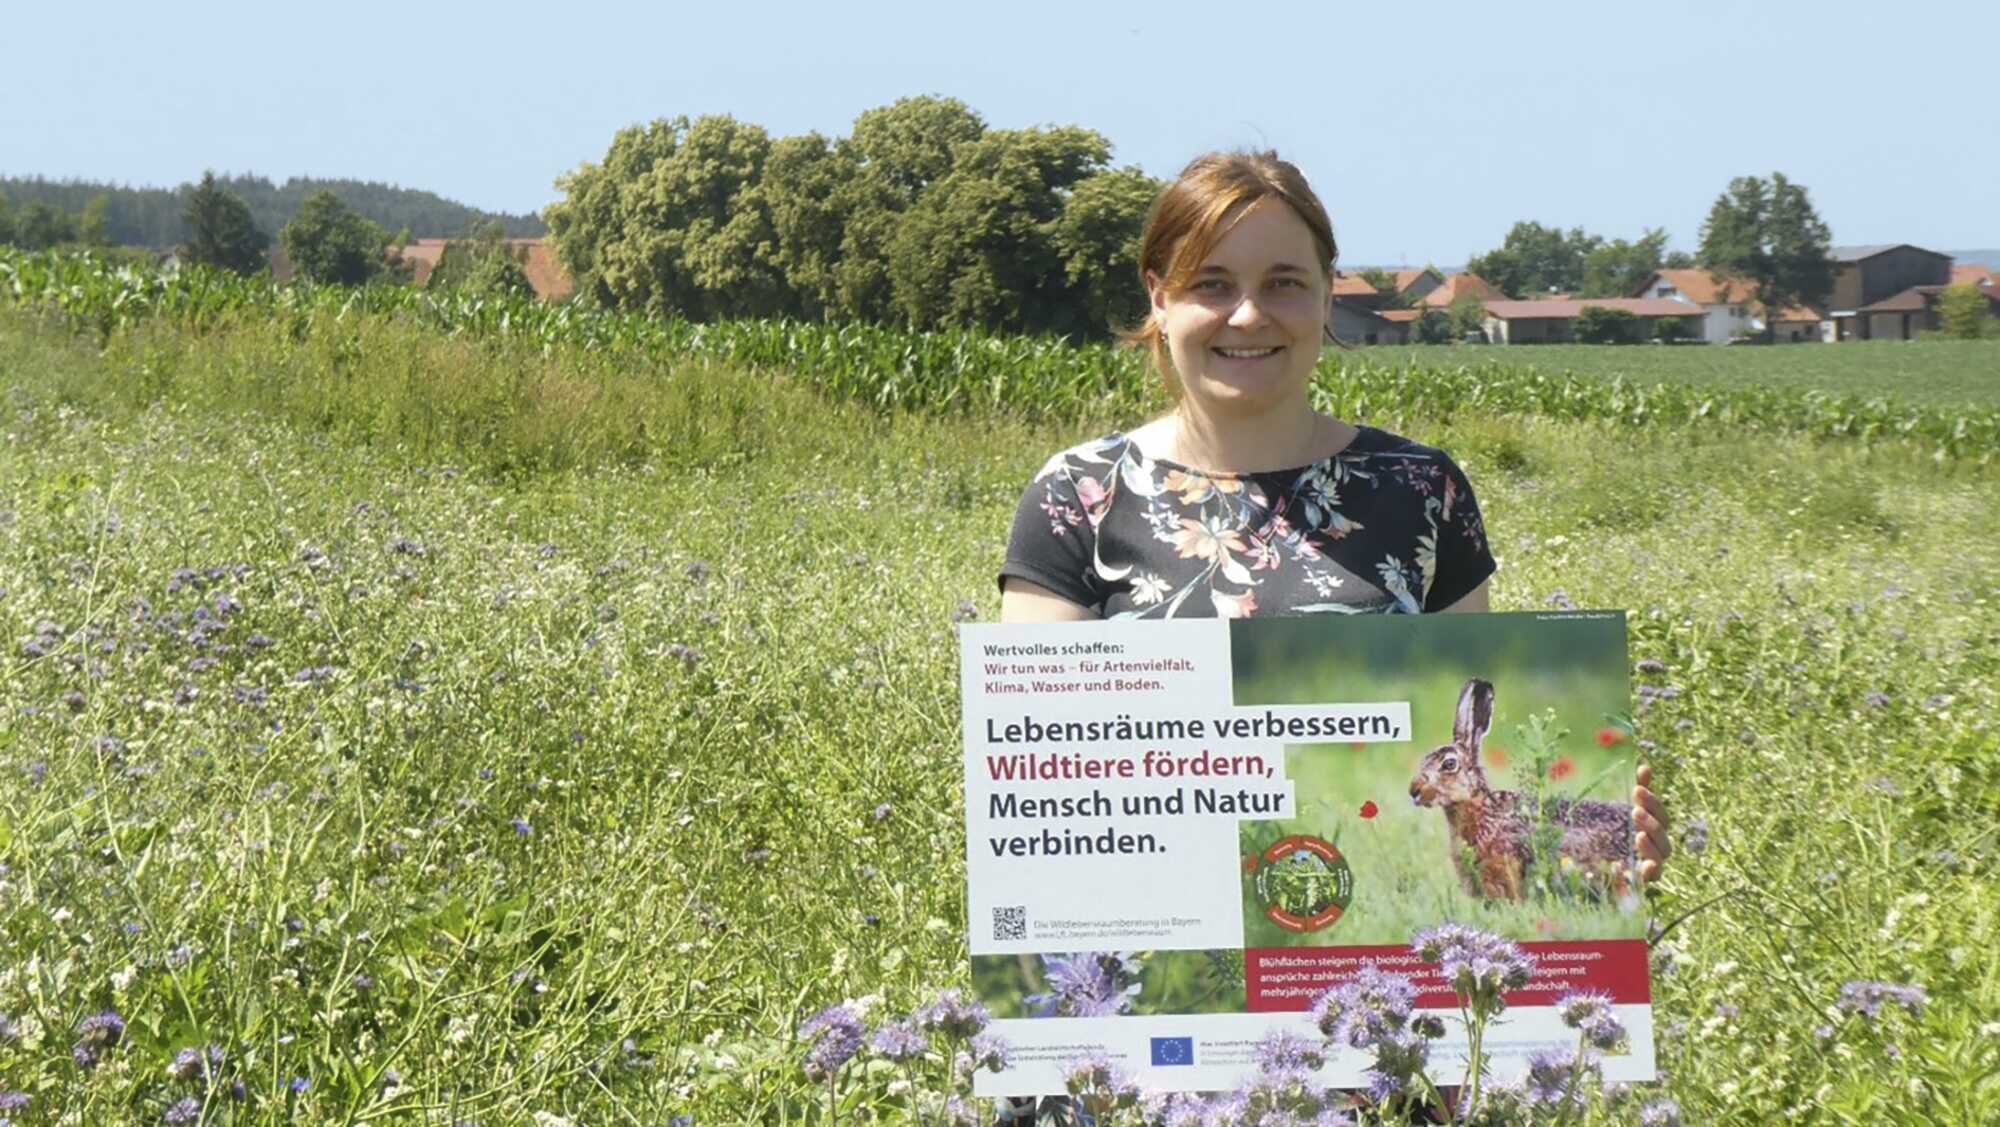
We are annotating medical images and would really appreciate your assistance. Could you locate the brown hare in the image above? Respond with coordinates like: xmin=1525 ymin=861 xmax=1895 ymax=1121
xmin=1408 ymin=679 xmax=1634 ymax=903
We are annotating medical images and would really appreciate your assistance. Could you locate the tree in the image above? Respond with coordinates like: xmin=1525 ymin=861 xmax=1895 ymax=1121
xmin=1410 ymin=307 xmax=1454 ymax=344
xmin=78 ymin=194 xmax=112 ymax=248
xmin=1936 ymin=284 xmax=1991 ymax=339
xmin=0 ymin=191 xmax=13 ymax=245
xmin=1446 ymin=294 xmax=1488 ymax=340
xmin=829 ymin=96 xmax=987 ymax=323
xmin=14 ymin=202 xmax=76 ymax=250
xmin=1359 ymin=267 xmax=1420 ymax=309
xmin=1580 ymin=228 xmax=1672 ymax=297
xmin=754 ymin=132 xmax=857 ymax=320
xmin=885 ymin=125 xmax=1112 ymax=335
xmin=1049 ymin=165 xmax=1161 ymax=335
xmin=1574 ymin=306 xmax=1642 ymax=344
xmin=1696 ymin=173 xmax=1834 ymax=343
xmin=1654 ymin=315 xmax=1693 ymax=343
xmin=180 ymin=172 xmax=270 ymax=274
xmin=1467 ymin=222 xmax=1598 ymax=298
xmin=280 ymin=190 xmax=394 ymax=285
xmin=544 ymin=114 xmax=788 ymax=318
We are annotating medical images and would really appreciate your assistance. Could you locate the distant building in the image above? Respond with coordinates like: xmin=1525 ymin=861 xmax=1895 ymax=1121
xmin=1825 ymin=244 xmax=1952 ymax=340
xmin=264 ymin=237 xmax=573 ymax=301
xmin=1479 ymin=298 xmax=1703 ymax=344
xmin=1631 ymin=268 xmax=1823 ymax=343
xmin=1424 ymin=273 xmax=1511 ymax=307
xmin=1331 ymin=298 xmax=1410 ymax=345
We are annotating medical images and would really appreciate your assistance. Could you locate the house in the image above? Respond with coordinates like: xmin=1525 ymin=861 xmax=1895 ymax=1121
xmin=1949 ymin=264 xmax=1998 ymax=289
xmin=1480 ymin=298 xmax=1703 ymax=344
xmin=1825 ymin=244 xmax=1952 ymax=340
xmin=1394 ymin=267 xmax=1445 ymax=304
xmin=265 ymin=237 xmax=574 ymax=301
xmin=1331 ymin=272 xmax=1387 ymax=308
xmin=1424 ymin=272 xmax=1510 ymax=307
xmin=1631 ymin=268 xmax=1823 ymax=343
xmin=398 ymin=237 xmax=575 ymax=301
xmin=1331 ymin=298 xmax=1409 ymax=345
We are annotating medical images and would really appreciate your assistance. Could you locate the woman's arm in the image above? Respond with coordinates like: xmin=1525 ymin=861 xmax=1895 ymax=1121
xmin=1438 ymin=578 xmax=1491 ymax=613
xmin=999 ymin=577 xmax=1099 ymax=623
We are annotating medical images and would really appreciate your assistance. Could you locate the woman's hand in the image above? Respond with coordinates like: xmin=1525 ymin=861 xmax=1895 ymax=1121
xmin=1632 ymin=763 xmax=1672 ymax=882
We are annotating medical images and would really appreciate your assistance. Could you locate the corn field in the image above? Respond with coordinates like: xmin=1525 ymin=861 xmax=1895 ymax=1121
xmin=3 ymin=249 xmax=1992 ymax=462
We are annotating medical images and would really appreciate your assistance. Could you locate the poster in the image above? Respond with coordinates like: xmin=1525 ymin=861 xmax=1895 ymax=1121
xmin=959 ymin=612 xmax=1653 ymax=1097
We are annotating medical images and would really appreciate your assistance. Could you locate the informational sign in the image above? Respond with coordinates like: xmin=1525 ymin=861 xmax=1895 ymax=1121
xmin=960 ymin=612 xmax=1654 ymax=1097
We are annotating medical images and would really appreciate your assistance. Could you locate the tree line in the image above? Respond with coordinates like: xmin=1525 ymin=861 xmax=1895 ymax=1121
xmin=542 ymin=97 xmax=1162 ymax=339
xmin=0 ymin=174 xmax=542 ymax=249
xmin=1458 ymin=173 xmax=1841 ymax=343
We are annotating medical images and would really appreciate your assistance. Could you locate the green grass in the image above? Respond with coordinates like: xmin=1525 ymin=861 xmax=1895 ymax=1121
xmin=0 ymin=310 xmax=1995 ymax=1122
xmin=1347 ymin=340 xmax=2000 ymax=408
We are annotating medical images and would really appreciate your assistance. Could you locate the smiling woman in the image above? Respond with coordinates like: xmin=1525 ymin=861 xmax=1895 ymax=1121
xmin=997 ymin=150 xmax=1497 ymax=622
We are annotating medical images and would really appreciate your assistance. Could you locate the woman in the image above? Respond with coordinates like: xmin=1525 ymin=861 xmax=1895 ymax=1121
xmin=995 ymin=151 xmax=1669 ymax=1122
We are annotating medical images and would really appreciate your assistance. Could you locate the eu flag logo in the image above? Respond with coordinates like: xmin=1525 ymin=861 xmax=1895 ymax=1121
xmin=1149 ymin=1036 xmax=1194 ymax=1066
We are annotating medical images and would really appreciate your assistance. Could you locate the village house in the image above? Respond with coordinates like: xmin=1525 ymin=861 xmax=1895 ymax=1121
xmin=264 ymin=237 xmax=574 ymax=301
xmin=1479 ymin=297 xmax=1703 ymax=344
xmin=1631 ymin=268 xmax=1823 ymax=343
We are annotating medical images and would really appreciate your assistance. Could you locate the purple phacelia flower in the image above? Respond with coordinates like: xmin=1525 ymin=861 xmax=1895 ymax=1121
xmin=917 ymin=988 xmax=992 ymax=1038
xmin=870 ymin=1020 xmax=928 ymax=1061
xmin=1638 ymin=1096 xmax=1684 ymax=1127
xmin=968 ymin=1031 xmax=1010 ymax=1073
xmin=1682 ymin=817 xmax=1709 ymax=855
xmin=1837 ymin=980 xmax=1927 ymax=1021
xmin=511 ymin=817 xmax=532 ymax=835
xmin=1412 ymin=923 xmax=1534 ymax=1014
xmin=0 ymin=1090 xmax=30 ymax=1111
xmin=1555 ymin=990 xmax=1627 ymax=1051
xmin=1521 ymin=1045 xmax=1592 ymax=1109
xmin=1253 ymin=1029 xmax=1326 ymax=1073
xmin=1026 ymin=953 xmax=1142 ymax=1018
xmin=289 ymin=1076 xmax=310 ymax=1093
xmin=245 ymin=633 xmax=273 ymax=649
xmin=1309 ymin=963 xmax=1417 ymax=1049
xmin=799 ymin=1001 xmax=865 ymax=1082
xmin=1061 ymin=1051 xmax=1140 ymax=1106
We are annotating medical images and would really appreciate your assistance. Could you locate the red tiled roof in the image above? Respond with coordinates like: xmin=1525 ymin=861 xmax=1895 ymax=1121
xmin=1379 ymin=309 xmax=1421 ymax=322
xmin=1951 ymin=264 xmax=1998 ymax=287
xmin=1483 ymin=298 xmax=1704 ymax=320
xmin=1332 ymin=273 xmax=1381 ymax=297
xmin=1394 ymin=268 xmax=1439 ymax=292
xmin=1424 ymin=273 xmax=1511 ymax=306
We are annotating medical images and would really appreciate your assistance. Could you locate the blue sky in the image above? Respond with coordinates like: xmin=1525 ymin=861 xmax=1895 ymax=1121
xmin=9 ymin=0 xmax=1995 ymax=264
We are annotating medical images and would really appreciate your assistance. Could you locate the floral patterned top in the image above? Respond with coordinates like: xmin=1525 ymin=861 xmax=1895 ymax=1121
xmin=1000 ymin=426 xmax=1495 ymax=618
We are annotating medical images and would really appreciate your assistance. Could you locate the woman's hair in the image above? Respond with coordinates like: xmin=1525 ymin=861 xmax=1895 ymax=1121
xmin=1122 ymin=150 xmax=1341 ymax=386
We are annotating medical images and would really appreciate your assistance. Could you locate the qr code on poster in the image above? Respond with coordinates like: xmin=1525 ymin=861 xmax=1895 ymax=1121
xmin=992 ymin=905 xmax=1027 ymax=941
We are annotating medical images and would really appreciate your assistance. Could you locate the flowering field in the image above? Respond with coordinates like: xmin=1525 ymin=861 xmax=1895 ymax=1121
xmin=0 ymin=296 xmax=1996 ymax=1123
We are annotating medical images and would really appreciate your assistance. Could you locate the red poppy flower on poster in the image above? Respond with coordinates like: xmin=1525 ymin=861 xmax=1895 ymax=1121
xmin=1359 ymin=801 xmax=1379 ymax=819
xmin=1596 ymin=726 xmax=1625 ymax=748
xmin=1549 ymin=757 xmax=1576 ymax=781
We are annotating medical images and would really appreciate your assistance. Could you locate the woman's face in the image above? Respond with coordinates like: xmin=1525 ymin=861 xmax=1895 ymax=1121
xmin=1147 ymin=197 xmax=1331 ymax=421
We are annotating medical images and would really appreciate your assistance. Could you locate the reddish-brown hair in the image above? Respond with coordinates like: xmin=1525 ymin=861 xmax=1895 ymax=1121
xmin=1122 ymin=151 xmax=1341 ymax=385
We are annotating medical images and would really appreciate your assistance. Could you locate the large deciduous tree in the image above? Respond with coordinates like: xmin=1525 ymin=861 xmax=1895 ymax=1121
xmin=1049 ymin=165 xmax=1161 ymax=335
xmin=181 ymin=171 xmax=270 ymax=275
xmin=1579 ymin=228 xmax=1672 ymax=297
xmin=1696 ymin=173 xmax=1833 ymax=342
xmin=281 ymin=190 xmax=394 ymax=285
xmin=886 ymin=125 xmax=1112 ymax=335
xmin=1466 ymin=222 xmax=1599 ymax=298
xmin=828 ymin=96 xmax=987 ymax=323
xmin=545 ymin=114 xmax=789 ymax=319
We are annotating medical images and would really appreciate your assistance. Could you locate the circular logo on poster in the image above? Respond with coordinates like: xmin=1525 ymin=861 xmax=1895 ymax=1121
xmin=1248 ymin=835 xmax=1354 ymax=933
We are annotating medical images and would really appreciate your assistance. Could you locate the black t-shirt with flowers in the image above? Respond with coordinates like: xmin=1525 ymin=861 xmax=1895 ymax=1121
xmin=999 ymin=426 xmax=1495 ymax=618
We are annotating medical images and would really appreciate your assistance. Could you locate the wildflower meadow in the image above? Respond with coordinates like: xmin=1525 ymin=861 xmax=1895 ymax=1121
xmin=0 ymin=258 xmax=1995 ymax=1122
